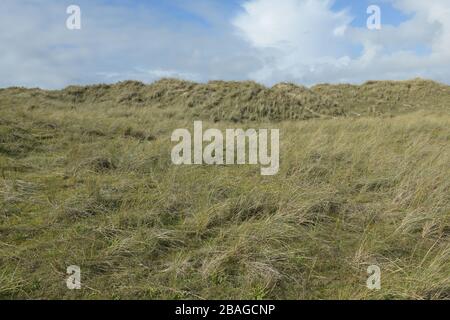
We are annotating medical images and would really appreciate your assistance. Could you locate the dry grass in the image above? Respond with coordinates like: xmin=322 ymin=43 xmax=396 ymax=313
xmin=0 ymin=79 xmax=449 ymax=299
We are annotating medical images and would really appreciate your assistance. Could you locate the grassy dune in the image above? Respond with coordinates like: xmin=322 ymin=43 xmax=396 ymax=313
xmin=0 ymin=79 xmax=449 ymax=299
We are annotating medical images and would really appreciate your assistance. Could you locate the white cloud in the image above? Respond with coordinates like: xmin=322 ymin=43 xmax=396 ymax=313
xmin=1 ymin=0 xmax=450 ymax=88
xmin=233 ymin=0 xmax=352 ymax=66
xmin=0 ymin=0 xmax=258 ymax=88
xmin=233 ymin=0 xmax=450 ymax=85
xmin=392 ymin=0 xmax=450 ymax=56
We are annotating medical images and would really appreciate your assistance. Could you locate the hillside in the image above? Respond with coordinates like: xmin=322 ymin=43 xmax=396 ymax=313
xmin=0 ymin=79 xmax=449 ymax=299
xmin=1 ymin=78 xmax=449 ymax=122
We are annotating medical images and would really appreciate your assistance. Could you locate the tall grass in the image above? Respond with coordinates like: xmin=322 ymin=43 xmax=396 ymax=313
xmin=0 ymin=80 xmax=449 ymax=299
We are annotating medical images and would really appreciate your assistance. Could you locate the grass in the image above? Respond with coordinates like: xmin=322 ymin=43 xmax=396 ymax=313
xmin=0 ymin=79 xmax=449 ymax=299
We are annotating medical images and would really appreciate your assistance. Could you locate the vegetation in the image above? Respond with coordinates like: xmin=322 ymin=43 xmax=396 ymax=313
xmin=0 ymin=79 xmax=449 ymax=299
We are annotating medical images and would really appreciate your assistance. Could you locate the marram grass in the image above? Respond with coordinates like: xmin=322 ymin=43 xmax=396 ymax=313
xmin=0 ymin=79 xmax=449 ymax=299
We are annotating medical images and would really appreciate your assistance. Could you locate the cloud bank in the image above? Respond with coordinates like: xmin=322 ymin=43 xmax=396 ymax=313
xmin=1 ymin=0 xmax=450 ymax=88
xmin=233 ymin=0 xmax=450 ymax=85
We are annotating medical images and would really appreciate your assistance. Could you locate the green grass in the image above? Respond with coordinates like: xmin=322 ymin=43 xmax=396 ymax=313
xmin=0 ymin=79 xmax=449 ymax=299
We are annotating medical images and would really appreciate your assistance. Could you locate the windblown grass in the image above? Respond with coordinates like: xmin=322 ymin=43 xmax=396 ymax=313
xmin=0 ymin=79 xmax=449 ymax=299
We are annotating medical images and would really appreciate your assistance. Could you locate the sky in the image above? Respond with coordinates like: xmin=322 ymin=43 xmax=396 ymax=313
xmin=1 ymin=0 xmax=450 ymax=88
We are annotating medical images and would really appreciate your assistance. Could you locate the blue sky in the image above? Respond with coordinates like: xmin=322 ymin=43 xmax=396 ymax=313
xmin=1 ymin=0 xmax=450 ymax=88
